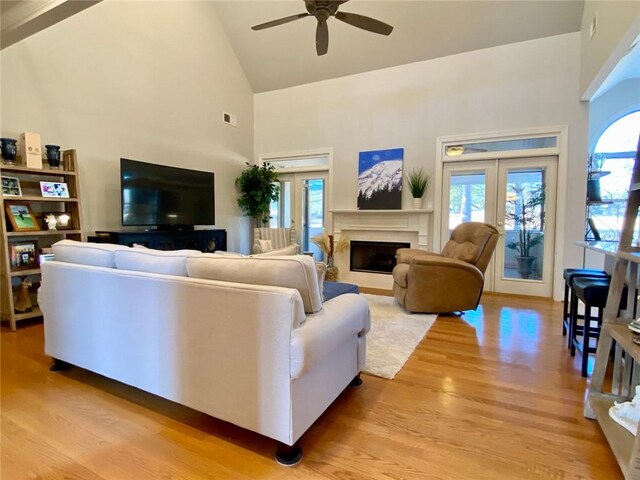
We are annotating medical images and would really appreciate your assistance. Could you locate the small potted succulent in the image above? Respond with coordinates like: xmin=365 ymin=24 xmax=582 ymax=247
xmin=405 ymin=168 xmax=430 ymax=209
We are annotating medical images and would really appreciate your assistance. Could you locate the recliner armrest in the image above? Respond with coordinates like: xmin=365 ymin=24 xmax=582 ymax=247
xmin=396 ymin=248 xmax=442 ymax=265
xmin=410 ymin=255 xmax=483 ymax=282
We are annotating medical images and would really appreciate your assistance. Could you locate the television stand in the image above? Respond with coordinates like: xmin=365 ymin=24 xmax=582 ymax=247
xmin=88 ymin=229 xmax=227 ymax=253
xmin=148 ymin=225 xmax=195 ymax=232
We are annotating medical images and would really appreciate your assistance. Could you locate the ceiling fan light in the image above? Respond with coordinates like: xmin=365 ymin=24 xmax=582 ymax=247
xmin=446 ymin=145 xmax=465 ymax=156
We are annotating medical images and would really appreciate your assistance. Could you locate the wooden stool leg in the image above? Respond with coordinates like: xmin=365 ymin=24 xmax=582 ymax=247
xmin=570 ymin=290 xmax=579 ymax=356
xmin=563 ymin=281 xmax=569 ymax=335
xmin=582 ymin=303 xmax=591 ymax=377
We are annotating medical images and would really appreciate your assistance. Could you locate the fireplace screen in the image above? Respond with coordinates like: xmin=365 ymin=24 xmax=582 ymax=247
xmin=350 ymin=240 xmax=411 ymax=274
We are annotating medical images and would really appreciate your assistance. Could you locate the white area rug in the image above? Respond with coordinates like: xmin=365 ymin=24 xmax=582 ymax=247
xmin=361 ymin=294 xmax=437 ymax=380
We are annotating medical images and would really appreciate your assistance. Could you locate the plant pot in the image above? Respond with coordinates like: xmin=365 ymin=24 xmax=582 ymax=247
xmin=411 ymin=197 xmax=422 ymax=209
xmin=587 ymin=179 xmax=602 ymax=202
xmin=0 ymin=138 xmax=18 ymax=165
xmin=45 ymin=145 xmax=62 ymax=169
xmin=515 ymin=256 xmax=536 ymax=279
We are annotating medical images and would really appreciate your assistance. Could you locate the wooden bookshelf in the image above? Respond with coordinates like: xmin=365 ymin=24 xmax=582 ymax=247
xmin=0 ymin=149 xmax=84 ymax=331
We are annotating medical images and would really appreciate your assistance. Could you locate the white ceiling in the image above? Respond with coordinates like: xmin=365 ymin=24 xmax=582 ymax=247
xmin=213 ymin=0 xmax=585 ymax=93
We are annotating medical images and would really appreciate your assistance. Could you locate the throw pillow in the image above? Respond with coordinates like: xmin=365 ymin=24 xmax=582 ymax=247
xmin=257 ymin=239 xmax=273 ymax=252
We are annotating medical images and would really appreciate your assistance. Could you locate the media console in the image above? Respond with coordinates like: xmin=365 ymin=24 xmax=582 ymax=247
xmin=87 ymin=229 xmax=227 ymax=253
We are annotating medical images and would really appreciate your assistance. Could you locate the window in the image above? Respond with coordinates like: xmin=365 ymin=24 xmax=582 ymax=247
xmin=587 ymin=111 xmax=640 ymax=241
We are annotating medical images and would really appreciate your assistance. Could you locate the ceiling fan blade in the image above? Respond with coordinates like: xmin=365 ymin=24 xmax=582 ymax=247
xmin=334 ymin=11 xmax=393 ymax=36
xmin=251 ymin=12 xmax=310 ymax=31
xmin=316 ymin=19 xmax=329 ymax=56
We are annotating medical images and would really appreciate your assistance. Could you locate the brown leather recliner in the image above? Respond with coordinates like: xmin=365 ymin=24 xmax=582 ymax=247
xmin=392 ymin=222 xmax=499 ymax=313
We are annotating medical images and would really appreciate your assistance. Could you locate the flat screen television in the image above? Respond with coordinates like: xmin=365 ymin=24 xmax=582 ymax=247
xmin=121 ymin=158 xmax=215 ymax=229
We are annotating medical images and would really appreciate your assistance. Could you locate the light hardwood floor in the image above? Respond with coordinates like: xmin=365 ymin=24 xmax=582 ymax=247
xmin=1 ymin=294 xmax=621 ymax=479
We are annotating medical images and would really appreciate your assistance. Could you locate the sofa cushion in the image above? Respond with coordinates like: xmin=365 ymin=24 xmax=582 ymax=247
xmin=316 ymin=262 xmax=327 ymax=300
xmin=115 ymin=248 xmax=200 ymax=276
xmin=252 ymin=244 xmax=299 ymax=257
xmin=187 ymin=254 xmax=323 ymax=314
xmin=52 ymin=240 xmax=127 ymax=268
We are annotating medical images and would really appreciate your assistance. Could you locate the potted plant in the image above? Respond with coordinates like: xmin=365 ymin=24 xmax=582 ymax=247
xmin=235 ymin=163 xmax=280 ymax=225
xmin=505 ymin=184 xmax=545 ymax=279
xmin=311 ymin=230 xmax=350 ymax=281
xmin=405 ymin=168 xmax=430 ymax=209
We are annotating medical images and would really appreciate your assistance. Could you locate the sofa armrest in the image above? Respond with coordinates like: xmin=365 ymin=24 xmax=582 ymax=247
xmin=290 ymin=293 xmax=370 ymax=379
xmin=396 ymin=248 xmax=442 ymax=265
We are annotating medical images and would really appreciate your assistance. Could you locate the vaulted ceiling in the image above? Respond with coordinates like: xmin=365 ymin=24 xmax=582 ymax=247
xmin=213 ymin=1 xmax=585 ymax=93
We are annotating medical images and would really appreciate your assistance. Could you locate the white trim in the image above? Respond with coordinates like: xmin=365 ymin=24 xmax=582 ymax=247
xmin=258 ymin=147 xmax=334 ymax=210
xmin=434 ymin=125 xmax=569 ymax=300
xmin=258 ymin=147 xmax=334 ymax=233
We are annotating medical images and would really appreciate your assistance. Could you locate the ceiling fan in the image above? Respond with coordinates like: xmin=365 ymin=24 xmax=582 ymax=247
xmin=251 ymin=0 xmax=394 ymax=56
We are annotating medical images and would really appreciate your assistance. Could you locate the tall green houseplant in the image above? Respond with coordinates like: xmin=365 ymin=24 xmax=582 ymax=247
xmin=235 ymin=163 xmax=280 ymax=225
xmin=505 ymin=184 xmax=545 ymax=279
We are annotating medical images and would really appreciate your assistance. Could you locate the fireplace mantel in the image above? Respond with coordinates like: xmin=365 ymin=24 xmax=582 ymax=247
xmin=331 ymin=208 xmax=433 ymax=289
xmin=331 ymin=209 xmax=432 ymax=249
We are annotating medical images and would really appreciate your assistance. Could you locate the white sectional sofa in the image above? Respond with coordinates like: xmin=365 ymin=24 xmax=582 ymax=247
xmin=39 ymin=240 xmax=370 ymax=465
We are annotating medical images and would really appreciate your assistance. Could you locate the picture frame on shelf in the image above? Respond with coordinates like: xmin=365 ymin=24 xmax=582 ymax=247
xmin=5 ymin=203 xmax=39 ymax=232
xmin=1 ymin=176 xmax=22 ymax=197
xmin=9 ymin=240 xmax=38 ymax=271
xmin=40 ymin=181 xmax=70 ymax=198
xmin=43 ymin=211 xmax=73 ymax=230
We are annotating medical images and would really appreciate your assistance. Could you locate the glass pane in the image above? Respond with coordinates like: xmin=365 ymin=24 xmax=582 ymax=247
xmin=448 ymin=172 xmax=486 ymax=234
xmin=587 ymin=111 xmax=640 ymax=242
xmin=445 ymin=137 xmax=557 ymax=156
xmin=302 ymin=178 xmax=325 ymax=260
xmin=265 ymin=156 xmax=329 ymax=170
xmin=503 ymin=169 xmax=546 ymax=281
xmin=269 ymin=180 xmax=291 ymax=228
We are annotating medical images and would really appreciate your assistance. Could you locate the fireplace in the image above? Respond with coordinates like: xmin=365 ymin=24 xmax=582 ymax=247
xmin=350 ymin=240 xmax=410 ymax=274
xmin=331 ymin=209 xmax=432 ymax=289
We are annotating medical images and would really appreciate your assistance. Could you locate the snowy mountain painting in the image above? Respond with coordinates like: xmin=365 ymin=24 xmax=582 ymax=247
xmin=357 ymin=148 xmax=404 ymax=210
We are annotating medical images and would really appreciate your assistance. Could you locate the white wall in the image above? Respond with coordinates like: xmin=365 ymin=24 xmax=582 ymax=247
xmin=1 ymin=1 xmax=254 ymax=253
xmin=255 ymin=33 xmax=588 ymax=300
xmin=580 ymin=0 xmax=640 ymax=98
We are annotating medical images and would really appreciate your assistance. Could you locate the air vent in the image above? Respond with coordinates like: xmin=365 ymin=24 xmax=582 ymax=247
xmin=222 ymin=111 xmax=237 ymax=127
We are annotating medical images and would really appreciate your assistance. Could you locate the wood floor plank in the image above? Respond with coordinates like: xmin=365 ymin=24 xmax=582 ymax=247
xmin=1 ymin=295 xmax=622 ymax=479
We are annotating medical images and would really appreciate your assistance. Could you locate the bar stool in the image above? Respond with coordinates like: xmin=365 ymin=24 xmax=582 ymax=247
xmin=562 ymin=268 xmax=608 ymax=342
xmin=570 ymin=277 xmax=626 ymax=377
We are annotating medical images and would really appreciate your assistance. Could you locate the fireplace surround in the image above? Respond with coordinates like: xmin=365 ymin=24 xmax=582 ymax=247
xmin=331 ymin=209 xmax=433 ymax=289
xmin=350 ymin=240 xmax=410 ymax=274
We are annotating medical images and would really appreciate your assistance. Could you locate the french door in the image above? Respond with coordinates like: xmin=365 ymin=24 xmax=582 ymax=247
xmin=441 ymin=156 xmax=557 ymax=297
xmin=270 ymin=171 xmax=328 ymax=260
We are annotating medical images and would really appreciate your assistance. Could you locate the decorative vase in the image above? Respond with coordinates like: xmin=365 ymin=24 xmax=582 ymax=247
xmin=412 ymin=197 xmax=422 ymax=209
xmin=45 ymin=145 xmax=62 ymax=169
xmin=0 ymin=138 xmax=18 ymax=165
xmin=516 ymin=256 xmax=536 ymax=279
xmin=325 ymin=254 xmax=339 ymax=282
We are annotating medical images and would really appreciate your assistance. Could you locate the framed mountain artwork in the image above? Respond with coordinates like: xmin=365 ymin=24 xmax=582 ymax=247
xmin=357 ymin=148 xmax=403 ymax=210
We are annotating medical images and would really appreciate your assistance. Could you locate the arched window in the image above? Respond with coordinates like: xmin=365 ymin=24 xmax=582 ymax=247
xmin=587 ymin=111 xmax=640 ymax=241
